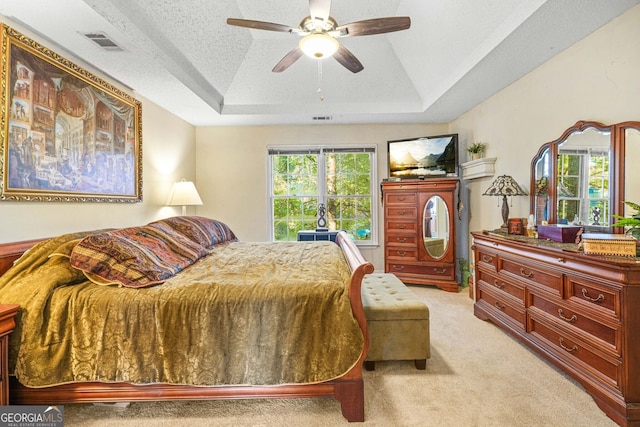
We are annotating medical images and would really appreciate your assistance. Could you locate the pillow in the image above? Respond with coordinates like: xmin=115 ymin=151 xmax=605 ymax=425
xmin=69 ymin=225 xmax=208 ymax=288
xmin=48 ymin=239 xmax=82 ymax=259
xmin=149 ymin=216 xmax=238 ymax=249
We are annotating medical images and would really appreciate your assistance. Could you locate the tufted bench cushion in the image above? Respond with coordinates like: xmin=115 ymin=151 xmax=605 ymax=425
xmin=361 ymin=273 xmax=430 ymax=370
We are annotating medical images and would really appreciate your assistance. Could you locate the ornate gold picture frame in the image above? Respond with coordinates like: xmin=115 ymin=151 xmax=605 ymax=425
xmin=1 ymin=24 xmax=142 ymax=202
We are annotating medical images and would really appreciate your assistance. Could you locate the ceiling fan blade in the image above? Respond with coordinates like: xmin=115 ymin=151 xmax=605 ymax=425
xmin=309 ymin=0 xmax=331 ymax=21
xmin=272 ymin=47 xmax=304 ymax=73
xmin=336 ymin=17 xmax=411 ymax=37
xmin=333 ymin=45 xmax=364 ymax=73
xmin=227 ymin=18 xmax=296 ymax=33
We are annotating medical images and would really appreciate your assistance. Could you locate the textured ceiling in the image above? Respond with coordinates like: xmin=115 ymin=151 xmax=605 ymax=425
xmin=1 ymin=0 xmax=638 ymax=126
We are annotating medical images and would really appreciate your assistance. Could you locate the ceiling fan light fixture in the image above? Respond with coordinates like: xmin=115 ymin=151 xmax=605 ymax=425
xmin=299 ymin=33 xmax=339 ymax=59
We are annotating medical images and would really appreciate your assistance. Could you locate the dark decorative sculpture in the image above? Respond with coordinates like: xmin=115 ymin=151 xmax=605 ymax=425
xmin=317 ymin=203 xmax=327 ymax=229
xmin=592 ymin=206 xmax=602 ymax=225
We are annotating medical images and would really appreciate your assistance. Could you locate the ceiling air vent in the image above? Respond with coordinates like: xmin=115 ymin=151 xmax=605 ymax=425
xmin=312 ymin=116 xmax=333 ymax=121
xmin=82 ymin=32 xmax=124 ymax=51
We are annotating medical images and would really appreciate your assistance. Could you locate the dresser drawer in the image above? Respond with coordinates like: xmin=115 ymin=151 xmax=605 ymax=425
xmin=386 ymin=234 xmax=419 ymax=247
xmin=528 ymin=313 xmax=621 ymax=390
xmin=386 ymin=207 xmax=417 ymax=218
xmin=386 ymin=248 xmax=418 ymax=261
xmin=476 ymin=282 xmax=526 ymax=329
xmin=386 ymin=193 xmax=417 ymax=205
xmin=386 ymin=221 xmax=418 ymax=233
xmin=477 ymin=269 xmax=524 ymax=302
xmin=500 ymin=258 xmax=562 ymax=296
xmin=477 ymin=250 xmax=498 ymax=270
xmin=566 ymin=277 xmax=619 ymax=319
xmin=387 ymin=262 xmax=455 ymax=280
xmin=528 ymin=291 xmax=620 ymax=355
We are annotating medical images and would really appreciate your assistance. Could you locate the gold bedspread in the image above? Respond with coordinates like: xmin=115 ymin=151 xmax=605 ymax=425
xmin=0 ymin=232 xmax=364 ymax=387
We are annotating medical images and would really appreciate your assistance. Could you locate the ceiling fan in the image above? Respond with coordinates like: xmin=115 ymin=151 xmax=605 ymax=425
xmin=227 ymin=0 xmax=411 ymax=73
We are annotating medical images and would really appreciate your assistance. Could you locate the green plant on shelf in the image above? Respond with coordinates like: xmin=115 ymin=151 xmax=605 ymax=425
xmin=466 ymin=142 xmax=486 ymax=154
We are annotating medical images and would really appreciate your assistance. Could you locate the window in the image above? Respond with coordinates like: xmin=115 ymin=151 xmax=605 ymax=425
xmin=268 ymin=146 xmax=377 ymax=245
xmin=557 ymin=150 xmax=609 ymax=225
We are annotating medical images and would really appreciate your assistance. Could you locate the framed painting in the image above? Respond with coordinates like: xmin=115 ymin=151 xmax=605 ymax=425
xmin=1 ymin=24 xmax=142 ymax=202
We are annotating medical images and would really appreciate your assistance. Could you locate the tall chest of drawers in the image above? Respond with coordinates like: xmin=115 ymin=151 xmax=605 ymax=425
xmin=472 ymin=231 xmax=640 ymax=427
xmin=382 ymin=179 xmax=458 ymax=292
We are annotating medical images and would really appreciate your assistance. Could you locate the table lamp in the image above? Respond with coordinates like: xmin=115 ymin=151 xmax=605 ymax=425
xmin=167 ymin=179 xmax=203 ymax=216
xmin=483 ymin=175 xmax=527 ymax=228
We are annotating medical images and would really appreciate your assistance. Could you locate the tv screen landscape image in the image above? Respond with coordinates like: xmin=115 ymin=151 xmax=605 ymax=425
xmin=387 ymin=134 xmax=458 ymax=179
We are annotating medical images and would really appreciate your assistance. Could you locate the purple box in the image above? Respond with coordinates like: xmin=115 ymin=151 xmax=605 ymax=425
xmin=537 ymin=225 xmax=583 ymax=243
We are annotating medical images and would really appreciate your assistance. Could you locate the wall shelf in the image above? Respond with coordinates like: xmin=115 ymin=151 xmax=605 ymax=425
xmin=461 ymin=157 xmax=496 ymax=180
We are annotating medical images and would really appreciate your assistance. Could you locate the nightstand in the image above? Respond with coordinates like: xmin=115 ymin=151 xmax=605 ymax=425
xmin=0 ymin=304 xmax=19 ymax=405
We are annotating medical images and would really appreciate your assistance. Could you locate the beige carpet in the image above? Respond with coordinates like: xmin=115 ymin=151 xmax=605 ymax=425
xmin=62 ymin=285 xmax=617 ymax=426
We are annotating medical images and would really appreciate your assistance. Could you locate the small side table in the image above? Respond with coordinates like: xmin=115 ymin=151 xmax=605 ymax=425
xmin=0 ymin=304 xmax=19 ymax=405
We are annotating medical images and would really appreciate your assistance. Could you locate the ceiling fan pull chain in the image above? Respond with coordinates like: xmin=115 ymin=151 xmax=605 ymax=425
xmin=317 ymin=60 xmax=324 ymax=101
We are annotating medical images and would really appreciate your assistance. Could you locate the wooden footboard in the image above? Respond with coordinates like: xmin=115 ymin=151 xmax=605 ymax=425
xmin=0 ymin=231 xmax=373 ymax=422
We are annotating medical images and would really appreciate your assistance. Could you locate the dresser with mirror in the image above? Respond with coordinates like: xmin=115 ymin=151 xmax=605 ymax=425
xmin=473 ymin=120 xmax=640 ymax=427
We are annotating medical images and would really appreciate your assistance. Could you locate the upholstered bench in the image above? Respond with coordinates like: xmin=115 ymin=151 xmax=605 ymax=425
xmin=361 ymin=273 xmax=430 ymax=370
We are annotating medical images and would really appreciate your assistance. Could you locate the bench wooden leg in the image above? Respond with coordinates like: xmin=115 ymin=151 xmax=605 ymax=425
xmin=415 ymin=359 xmax=426 ymax=370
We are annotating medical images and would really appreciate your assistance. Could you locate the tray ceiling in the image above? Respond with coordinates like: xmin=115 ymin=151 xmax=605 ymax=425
xmin=1 ymin=0 xmax=638 ymax=126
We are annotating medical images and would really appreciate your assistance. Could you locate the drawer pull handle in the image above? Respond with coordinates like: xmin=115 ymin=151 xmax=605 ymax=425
xmin=559 ymin=338 xmax=578 ymax=353
xmin=493 ymin=280 xmax=504 ymax=289
xmin=482 ymin=255 xmax=493 ymax=263
xmin=397 ymin=237 xmax=407 ymax=243
xmin=398 ymin=196 xmax=406 ymax=201
xmin=398 ymin=210 xmax=406 ymax=215
xmin=392 ymin=265 xmax=405 ymax=271
xmin=557 ymin=257 xmax=566 ymax=263
xmin=397 ymin=251 xmax=407 ymax=257
xmin=558 ymin=309 xmax=577 ymax=323
xmin=494 ymin=301 xmax=505 ymax=310
xmin=581 ymin=288 xmax=604 ymax=303
xmin=519 ymin=268 xmax=534 ymax=278
xmin=433 ymin=268 xmax=446 ymax=274
xmin=398 ymin=224 xmax=406 ymax=229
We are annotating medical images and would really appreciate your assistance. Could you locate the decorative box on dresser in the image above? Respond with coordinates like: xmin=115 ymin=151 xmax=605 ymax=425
xmin=382 ymin=179 xmax=458 ymax=292
xmin=472 ymin=231 xmax=640 ymax=427
xmin=0 ymin=304 xmax=19 ymax=405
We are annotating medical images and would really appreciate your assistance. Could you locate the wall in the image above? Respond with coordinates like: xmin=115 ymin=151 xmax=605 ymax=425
xmin=451 ymin=4 xmax=640 ymax=236
xmin=0 ymin=95 xmax=196 ymax=243
xmin=195 ymin=124 xmax=449 ymax=269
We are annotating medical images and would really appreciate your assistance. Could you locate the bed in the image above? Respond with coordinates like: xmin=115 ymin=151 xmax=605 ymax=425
xmin=0 ymin=216 xmax=373 ymax=422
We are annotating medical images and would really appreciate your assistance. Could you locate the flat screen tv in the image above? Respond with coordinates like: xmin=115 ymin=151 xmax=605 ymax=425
xmin=387 ymin=134 xmax=458 ymax=179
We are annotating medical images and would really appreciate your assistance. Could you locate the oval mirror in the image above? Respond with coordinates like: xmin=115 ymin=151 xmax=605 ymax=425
xmin=423 ymin=195 xmax=449 ymax=259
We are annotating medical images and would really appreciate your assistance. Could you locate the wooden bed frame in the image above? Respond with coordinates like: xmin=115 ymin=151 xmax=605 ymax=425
xmin=0 ymin=232 xmax=374 ymax=422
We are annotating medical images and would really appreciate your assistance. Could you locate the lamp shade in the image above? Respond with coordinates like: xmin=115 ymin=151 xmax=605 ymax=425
xmin=299 ymin=33 xmax=339 ymax=58
xmin=167 ymin=179 xmax=203 ymax=215
xmin=483 ymin=175 xmax=527 ymax=197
